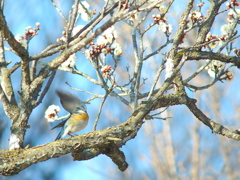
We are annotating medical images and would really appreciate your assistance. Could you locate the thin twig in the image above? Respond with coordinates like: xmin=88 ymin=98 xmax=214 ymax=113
xmin=183 ymin=72 xmax=223 ymax=91
xmin=66 ymin=0 xmax=80 ymax=43
xmin=93 ymin=81 xmax=116 ymax=131
xmin=34 ymin=70 xmax=56 ymax=107
xmin=65 ymin=81 xmax=128 ymax=103
xmin=183 ymin=60 xmax=212 ymax=83
xmin=50 ymin=0 xmax=67 ymax=22
xmin=143 ymin=40 xmax=172 ymax=61
xmin=129 ymin=26 xmax=141 ymax=110
xmin=147 ymin=59 xmax=165 ymax=100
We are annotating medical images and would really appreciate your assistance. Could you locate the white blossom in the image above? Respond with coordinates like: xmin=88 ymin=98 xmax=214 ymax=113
xmin=97 ymin=36 xmax=108 ymax=45
xmin=207 ymin=68 xmax=216 ymax=78
xmin=114 ymin=45 xmax=122 ymax=56
xmin=158 ymin=22 xmax=172 ymax=33
xmin=189 ymin=10 xmax=202 ymax=20
xmin=229 ymin=9 xmax=240 ymax=19
xmin=158 ymin=22 xmax=167 ymax=32
xmin=206 ymin=60 xmax=225 ymax=78
xmin=101 ymin=48 xmax=108 ymax=54
xmin=36 ymin=22 xmax=40 ymax=27
xmin=106 ymin=33 xmax=114 ymax=44
xmin=45 ymin=105 xmax=60 ymax=122
xmin=78 ymin=1 xmax=90 ymax=14
xmin=105 ymin=26 xmax=117 ymax=36
xmin=159 ymin=6 xmax=167 ymax=13
xmin=59 ymin=36 xmax=66 ymax=42
xmin=220 ymin=23 xmax=234 ymax=35
xmin=167 ymin=24 xmax=173 ymax=33
xmin=85 ymin=49 xmax=92 ymax=60
xmin=103 ymin=26 xmax=118 ymax=43
xmin=77 ymin=1 xmax=94 ymax=21
xmin=81 ymin=12 xmax=93 ymax=21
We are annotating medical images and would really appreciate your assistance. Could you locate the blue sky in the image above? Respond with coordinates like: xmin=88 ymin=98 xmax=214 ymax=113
xmin=1 ymin=0 xmax=240 ymax=179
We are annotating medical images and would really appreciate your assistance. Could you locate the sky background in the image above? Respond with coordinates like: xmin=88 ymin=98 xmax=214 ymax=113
xmin=1 ymin=0 xmax=240 ymax=180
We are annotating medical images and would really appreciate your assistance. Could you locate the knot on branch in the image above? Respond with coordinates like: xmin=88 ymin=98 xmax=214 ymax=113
xmin=72 ymin=144 xmax=128 ymax=172
xmin=102 ymin=144 xmax=128 ymax=171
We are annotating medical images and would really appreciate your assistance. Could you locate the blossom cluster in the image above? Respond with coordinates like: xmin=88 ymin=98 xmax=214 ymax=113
xmin=15 ymin=22 xmax=40 ymax=48
xmin=44 ymin=105 xmax=60 ymax=122
xmin=85 ymin=26 xmax=122 ymax=60
xmin=101 ymin=65 xmax=112 ymax=78
xmin=205 ymin=60 xmax=225 ymax=78
xmin=204 ymin=6 xmax=240 ymax=50
xmin=225 ymin=69 xmax=234 ymax=81
xmin=57 ymin=25 xmax=85 ymax=70
xmin=205 ymin=60 xmax=234 ymax=81
xmin=233 ymin=48 xmax=240 ymax=56
xmin=189 ymin=10 xmax=204 ymax=22
xmin=152 ymin=14 xmax=172 ymax=34
xmin=204 ymin=32 xmax=227 ymax=49
xmin=226 ymin=0 xmax=240 ymax=9
xmin=77 ymin=1 xmax=96 ymax=21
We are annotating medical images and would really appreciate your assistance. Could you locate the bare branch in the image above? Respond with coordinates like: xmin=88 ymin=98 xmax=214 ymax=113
xmin=93 ymin=81 xmax=115 ymax=131
xmin=50 ymin=0 xmax=67 ymax=22
xmin=185 ymin=96 xmax=240 ymax=140
xmin=34 ymin=70 xmax=56 ymax=107
xmin=0 ymin=9 xmax=29 ymax=59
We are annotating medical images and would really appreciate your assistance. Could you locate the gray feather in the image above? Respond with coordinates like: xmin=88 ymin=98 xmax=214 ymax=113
xmin=56 ymin=90 xmax=87 ymax=113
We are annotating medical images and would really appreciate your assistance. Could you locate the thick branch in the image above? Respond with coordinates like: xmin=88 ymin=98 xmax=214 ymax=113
xmin=178 ymin=50 xmax=240 ymax=68
xmin=0 ymin=29 xmax=18 ymax=119
xmin=0 ymin=94 xmax=186 ymax=176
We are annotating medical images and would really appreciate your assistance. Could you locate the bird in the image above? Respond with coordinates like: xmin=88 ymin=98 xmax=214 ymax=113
xmin=52 ymin=90 xmax=89 ymax=140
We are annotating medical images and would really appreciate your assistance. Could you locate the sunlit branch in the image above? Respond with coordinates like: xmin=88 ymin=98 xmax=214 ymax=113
xmin=50 ymin=0 xmax=67 ymax=22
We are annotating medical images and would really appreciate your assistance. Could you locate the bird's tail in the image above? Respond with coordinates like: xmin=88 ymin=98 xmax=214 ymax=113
xmin=55 ymin=127 xmax=64 ymax=140
xmin=51 ymin=119 xmax=67 ymax=130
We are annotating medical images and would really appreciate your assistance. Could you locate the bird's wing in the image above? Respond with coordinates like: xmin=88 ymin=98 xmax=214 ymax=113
xmin=56 ymin=90 xmax=86 ymax=113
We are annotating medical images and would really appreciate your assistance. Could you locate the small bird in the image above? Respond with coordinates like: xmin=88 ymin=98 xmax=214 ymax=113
xmin=52 ymin=90 xmax=89 ymax=140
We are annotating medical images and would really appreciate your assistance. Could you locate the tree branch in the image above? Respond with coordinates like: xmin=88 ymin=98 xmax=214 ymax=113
xmin=185 ymin=96 xmax=240 ymax=140
xmin=0 ymin=8 xmax=28 ymax=59
xmin=0 ymin=93 xmax=186 ymax=176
